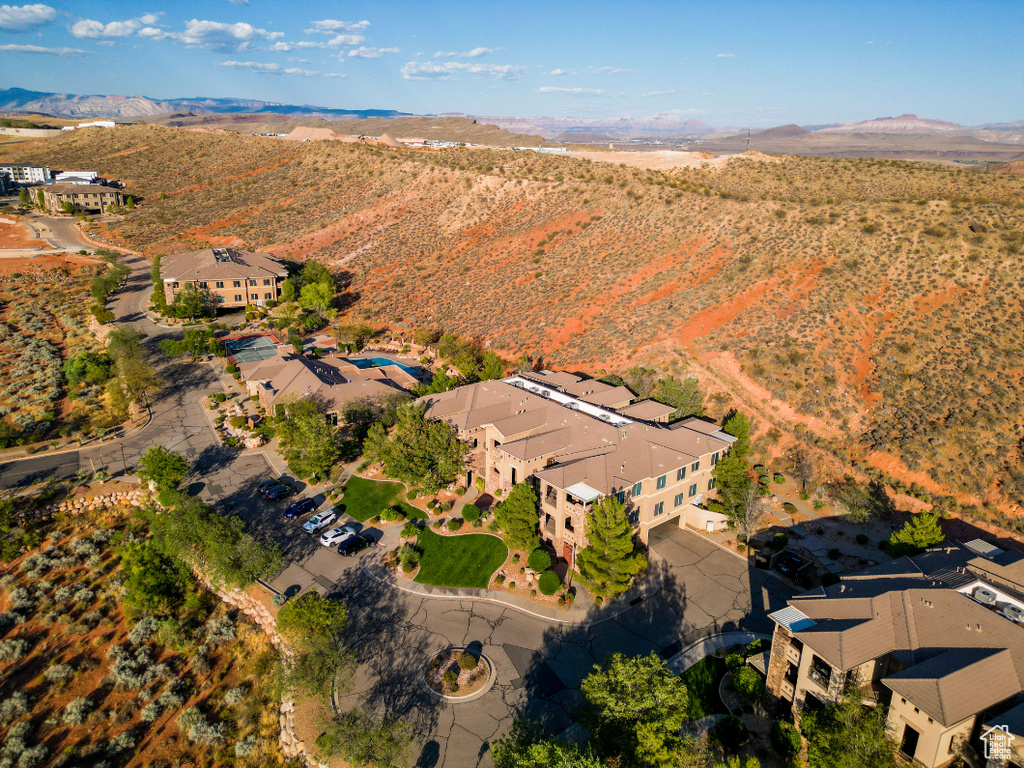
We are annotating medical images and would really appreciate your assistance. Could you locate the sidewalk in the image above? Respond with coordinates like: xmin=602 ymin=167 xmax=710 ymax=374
xmin=665 ymin=631 xmax=770 ymax=674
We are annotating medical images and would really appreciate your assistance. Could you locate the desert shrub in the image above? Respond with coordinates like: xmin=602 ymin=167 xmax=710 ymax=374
xmin=527 ymin=548 xmax=551 ymax=572
xmin=44 ymin=663 xmax=74 ymax=685
xmin=0 ymin=638 xmax=31 ymax=662
xmin=223 ymin=685 xmax=247 ymax=706
xmin=458 ymin=651 xmax=478 ymax=671
xmin=62 ymin=697 xmax=92 ymax=725
xmin=16 ymin=745 xmax=47 ymax=768
xmin=234 ymin=734 xmax=258 ymax=757
xmin=158 ymin=679 xmax=190 ymax=709
xmin=538 ymin=570 xmax=561 ymax=595
xmin=127 ymin=616 xmax=159 ymax=646
xmin=140 ymin=701 xmax=162 ymax=723
xmin=443 ymin=668 xmax=458 ymax=690
xmin=205 ymin=615 xmax=236 ymax=646
xmin=732 ymin=666 xmax=765 ymax=703
xmin=70 ymin=538 xmax=98 ymax=557
xmin=770 ymin=719 xmax=802 ymax=757
xmin=72 ymin=587 xmax=95 ymax=605
xmin=107 ymin=731 xmax=136 ymax=755
xmin=54 ymin=586 xmax=74 ymax=603
xmin=0 ymin=692 xmax=30 ymax=724
xmin=190 ymin=720 xmax=228 ymax=745
xmin=2 ymin=721 xmax=31 ymax=756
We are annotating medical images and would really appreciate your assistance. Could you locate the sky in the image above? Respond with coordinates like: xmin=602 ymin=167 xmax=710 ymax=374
xmin=0 ymin=0 xmax=1021 ymax=127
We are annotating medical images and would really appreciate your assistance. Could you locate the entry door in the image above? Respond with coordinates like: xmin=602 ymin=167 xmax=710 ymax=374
xmin=563 ymin=543 xmax=574 ymax=568
xmin=900 ymin=724 xmax=920 ymax=759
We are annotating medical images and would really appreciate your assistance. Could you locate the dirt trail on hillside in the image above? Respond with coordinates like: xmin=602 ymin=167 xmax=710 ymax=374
xmin=569 ymin=149 xmax=781 ymax=171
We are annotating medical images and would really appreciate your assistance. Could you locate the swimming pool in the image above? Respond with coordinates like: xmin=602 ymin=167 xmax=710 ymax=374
xmin=346 ymin=357 xmax=421 ymax=376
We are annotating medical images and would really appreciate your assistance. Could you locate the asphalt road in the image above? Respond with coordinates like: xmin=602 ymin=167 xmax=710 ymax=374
xmin=0 ymin=219 xmax=796 ymax=768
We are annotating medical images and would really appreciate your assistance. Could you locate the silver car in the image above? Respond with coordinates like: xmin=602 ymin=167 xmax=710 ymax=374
xmin=303 ymin=509 xmax=338 ymax=535
xmin=318 ymin=523 xmax=359 ymax=547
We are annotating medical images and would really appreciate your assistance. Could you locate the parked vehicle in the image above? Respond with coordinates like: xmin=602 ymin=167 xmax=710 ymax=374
xmin=303 ymin=509 xmax=338 ymax=534
xmin=774 ymin=552 xmax=805 ymax=578
xmin=257 ymin=479 xmax=280 ymax=495
xmin=264 ymin=484 xmax=294 ymax=501
xmin=284 ymin=497 xmax=317 ymax=519
xmin=319 ymin=527 xmax=353 ymax=547
xmin=338 ymin=532 xmax=375 ymax=557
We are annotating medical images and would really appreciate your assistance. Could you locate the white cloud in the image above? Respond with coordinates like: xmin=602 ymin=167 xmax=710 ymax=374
xmin=306 ymin=19 xmax=369 ymax=34
xmin=347 ymin=45 xmax=399 ymax=58
xmin=642 ymin=89 xmax=677 ymax=97
xmin=594 ymin=66 xmax=636 ymax=74
xmin=0 ymin=3 xmax=55 ymax=31
xmin=324 ymin=33 xmax=363 ymax=46
xmin=865 ymin=40 xmax=874 ymax=45
xmin=400 ymin=60 xmax=527 ymax=80
xmin=229 ymin=0 xmax=248 ymax=4
xmin=216 ymin=60 xmax=346 ymax=78
xmin=716 ymin=53 xmax=735 ymax=58
xmin=434 ymin=46 xmax=498 ymax=58
xmin=0 ymin=42 xmax=89 ymax=55
xmin=157 ymin=19 xmax=281 ymax=50
xmin=71 ymin=18 xmax=143 ymax=38
xmin=533 ymin=86 xmax=610 ymax=96
xmin=139 ymin=12 xmax=161 ymax=25
xmin=549 ymin=68 xmax=568 ymax=76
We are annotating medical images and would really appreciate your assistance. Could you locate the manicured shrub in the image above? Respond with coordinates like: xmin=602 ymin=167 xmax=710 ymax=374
xmin=458 ymin=651 xmax=478 ymax=671
xmin=538 ymin=570 xmax=561 ymax=595
xmin=771 ymin=532 xmax=789 ymax=550
xmin=527 ymin=548 xmax=552 ymax=572
xmin=455 ymin=487 xmax=466 ymax=496
xmin=493 ymin=573 xmax=505 ymax=585
xmin=432 ymin=520 xmax=443 ymax=530
xmin=443 ymin=668 xmax=458 ymax=691
xmin=446 ymin=519 xmax=461 ymax=532
xmin=725 ymin=653 xmax=744 ymax=671
xmin=770 ymin=719 xmax=802 ymax=757
xmin=215 ymin=393 xmax=226 ymax=403
xmin=773 ymin=473 xmax=785 ymax=483
xmin=462 ymin=505 xmax=480 ymax=523
xmin=229 ymin=416 xmax=246 ymax=429
xmin=401 ymin=521 xmax=420 ymax=539
xmin=856 ymin=533 xmax=869 ymax=545
xmin=713 ymin=714 xmax=749 ymax=752
xmin=733 ymin=666 xmax=765 ymax=703
xmin=226 ymin=364 xmax=237 ymax=374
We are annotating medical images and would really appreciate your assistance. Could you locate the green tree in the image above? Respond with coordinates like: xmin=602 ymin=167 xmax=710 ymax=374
xmin=18 ymin=188 xmax=28 ymax=206
xmin=125 ymin=196 xmax=135 ymax=209
xmin=107 ymin=328 xmax=161 ymax=408
xmin=580 ymin=652 xmax=690 ymax=767
xmin=801 ymin=693 xmax=898 ymax=768
xmin=277 ymin=591 xmax=348 ymax=641
xmin=300 ymin=260 xmax=334 ymax=289
xmin=493 ymin=720 xmax=604 ymax=768
xmin=655 ymin=376 xmax=705 ymax=419
xmin=36 ymin=188 xmax=44 ymax=208
xmin=494 ymin=482 xmax=540 ymax=552
xmin=712 ymin=454 xmax=753 ymax=528
xmin=576 ymin=495 xmax=647 ymax=596
xmin=61 ymin=200 xmax=75 ymax=215
xmin=280 ymin=278 xmax=298 ymax=302
xmin=890 ymin=512 xmax=944 ymax=555
xmin=276 ymin=397 xmax=342 ymax=480
xmin=362 ymin=402 xmax=467 ymax=493
xmin=120 ymin=540 xmax=189 ymax=614
xmin=480 ymin=351 xmax=506 ymax=381
xmin=138 ymin=445 xmax=189 ymax=489
xmin=166 ymin=283 xmax=209 ymax=319
xmin=63 ymin=351 xmax=112 ymax=388
xmin=316 ymin=709 xmax=413 ymax=768
xmin=731 ymin=666 xmax=765 ymax=704
xmin=722 ymin=411 xmax=751 ymax=459
xmin=299 ymin=281 xmax=335 ymax=316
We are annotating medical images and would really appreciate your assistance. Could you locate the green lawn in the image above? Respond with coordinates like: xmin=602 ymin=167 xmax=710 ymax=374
xmin=414 ymin=528 xmax=508 ymax=589
xmin=338 ymin=476 xmax=426 ymax=522
xmin=679 ymin=655 xmax=728 ymax=720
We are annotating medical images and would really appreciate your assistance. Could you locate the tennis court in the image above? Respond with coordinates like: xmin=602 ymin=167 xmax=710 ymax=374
xmin=223 ymin=335 xmax=279 ymax=365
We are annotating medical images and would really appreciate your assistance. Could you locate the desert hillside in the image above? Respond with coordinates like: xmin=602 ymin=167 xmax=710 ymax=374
xmin=4 ymin=125 xmax=1024 ymax=514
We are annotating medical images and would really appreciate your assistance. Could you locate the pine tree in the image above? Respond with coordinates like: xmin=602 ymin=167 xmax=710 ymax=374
xmin=890 ymin=512 xmax=944 ymax=554
xmin=723 ymin=411 xmax=752 ymax=459
xmin=577 ymin=496 xmax=647 ymax=596
xmin=494 ymin=483 xmax=540 ymax=552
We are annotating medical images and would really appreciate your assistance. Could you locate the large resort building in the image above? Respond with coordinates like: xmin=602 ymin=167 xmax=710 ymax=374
xmin=41 ymin=183 xmax=122 ymax=214
xmin=160 ymin=248 xmax=287 ymax=309
xmin=421 ymin=370 xmax=734 ymax=564
xmin=765 ymin=541 xmax=1024 ymax=768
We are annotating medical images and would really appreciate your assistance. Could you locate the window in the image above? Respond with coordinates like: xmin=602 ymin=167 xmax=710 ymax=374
xmin=656 ymin=474 xmax=666 ymax=490
xmin=653 ymin=501 xmax=664 ymax=517
xmin=263 ymin=278 xmax=271 ymax=286
xmin=250 ymin=293 xmax=258 ymax=300
xmin=674 ymin=493 xmax=685 ymax=507
xmin=171 ymin=282 xmax=179 ymax=289
xmin=688 ymin=483 xmax=698 ymax=497
xmin=708 ymin=478 xmax=716 ymax=491
xmin=264 ymin=293 xmax=272 ymax=300
xmin=676 ymin=466 xmax=687 ymax=481
xmin=234 ymin=294 xmax=243 ymax=302
xmin=233 ymin=280 xmax=241 ymax=288
xmin=712 ymin=452 xmax=720 ymax=465
xmin=215 ymin=281 xmax=224 ymax=289
xmin=632 ymin=481 xmax=642 ymax=497
xmin=808 ymin=655 xmax=833 ymax=690
xmin=249 ymin=279 xmax=257 ymax=287
xmin=565 ymin=516 xmax=574 ymax=533
xmin=616 ymin=490 xmax=625 ymax=504
xmin=691 ymin=460 xmax=700 ymax=472
xmin=199 ymin=282 xmax=208 ymax=288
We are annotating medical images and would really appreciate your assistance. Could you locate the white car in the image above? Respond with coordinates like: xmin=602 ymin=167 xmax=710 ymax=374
xmin=303 ymin=509 xmax=338 ymax=535
xmin=318 ymin=523 xmax=358 ymax=547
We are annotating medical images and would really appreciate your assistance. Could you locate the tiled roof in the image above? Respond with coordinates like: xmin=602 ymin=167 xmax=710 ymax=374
xmin=161 ymin=248 xmax=287 ymax=282
xmin=617 ymin=399 xmax=677 ymax=419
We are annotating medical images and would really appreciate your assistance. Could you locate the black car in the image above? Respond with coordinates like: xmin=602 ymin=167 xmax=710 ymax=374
xmin=284 ymin=497 xmax=317 ymax=520
xmin=264 ymin=484 xmax=294 ymax=501
xmin=338 ymin=532 xmax=375 ymax=557
xmin=257 ymin=479 xmax=282 ymax=495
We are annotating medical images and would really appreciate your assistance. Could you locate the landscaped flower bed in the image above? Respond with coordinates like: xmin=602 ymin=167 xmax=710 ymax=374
xmin=424 ymin=648 xmax=491 ymax=698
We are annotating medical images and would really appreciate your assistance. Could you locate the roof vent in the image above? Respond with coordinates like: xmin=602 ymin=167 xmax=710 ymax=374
xmin=1004 ymin=605 xmax=1024 ymax=624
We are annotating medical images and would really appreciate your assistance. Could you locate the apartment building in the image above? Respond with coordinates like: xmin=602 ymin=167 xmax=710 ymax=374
xmin=41 ymin=183 xmax=122 ymax=214
xmin=765 ymin=541 xmax=1024 ymax=768
xmin=160 ymin=248 xmax=288 ymax=309
xmin=420 ymin=372 xmax=734 ymax=563
xmin=0 ymin=163 xmax=49 ymax=184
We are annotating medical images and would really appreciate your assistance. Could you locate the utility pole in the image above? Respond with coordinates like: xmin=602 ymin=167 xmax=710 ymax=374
xmin=746 ymin=126 xmax=751 ymax=152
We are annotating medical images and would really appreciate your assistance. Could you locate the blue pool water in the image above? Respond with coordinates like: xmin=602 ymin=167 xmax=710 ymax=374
xmin=346 ymin=357 xmax=421 ymax=376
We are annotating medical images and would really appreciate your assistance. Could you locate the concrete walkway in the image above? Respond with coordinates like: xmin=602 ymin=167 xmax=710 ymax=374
xmin=666 ymin=631 xmax=771 ymax=674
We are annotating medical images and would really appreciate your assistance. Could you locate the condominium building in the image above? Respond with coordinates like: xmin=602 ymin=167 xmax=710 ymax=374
xmin=0 ymin=163 xmax=50 ymax=184
xmin=421 ymin=371 xmax=734 ymax=564
xmin=765 ymin=540 xmax=1024 ymax=768
xmin=41 ymin=183 xmax=122 ymax=214
xmin=160 ymin=248 xmax=288 ymax=309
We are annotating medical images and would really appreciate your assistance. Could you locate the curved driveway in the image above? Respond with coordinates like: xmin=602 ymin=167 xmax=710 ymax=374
xmin=0 ymin=226 xmax=794 ymax=767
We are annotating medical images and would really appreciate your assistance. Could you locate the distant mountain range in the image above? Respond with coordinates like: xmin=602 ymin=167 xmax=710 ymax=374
xmin=1 ymin=87 xmax=1022 ymax=141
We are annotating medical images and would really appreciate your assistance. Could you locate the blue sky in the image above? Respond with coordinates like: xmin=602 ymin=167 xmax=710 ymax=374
xmin=0 ymin=0 xmax=1021 ymax=126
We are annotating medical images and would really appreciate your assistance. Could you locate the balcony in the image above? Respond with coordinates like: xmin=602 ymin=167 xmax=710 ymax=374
xmin=543 ymin=516 xmax=556 ymax=536
xmin=785 ymin=644 xmax=801 ymax=667
xmin=807 ymin=664 xmax=832 ymax=691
